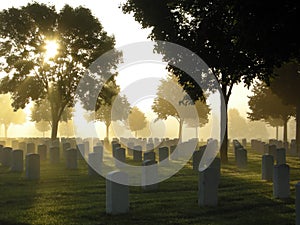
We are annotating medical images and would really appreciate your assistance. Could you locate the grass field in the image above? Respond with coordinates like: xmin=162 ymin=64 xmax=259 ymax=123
xmin=0 ymin=145 xmax=299 ymax=225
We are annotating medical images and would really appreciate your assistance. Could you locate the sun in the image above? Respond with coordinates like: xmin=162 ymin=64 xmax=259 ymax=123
xmin=44 ymin=40 xmax=59 ymax=61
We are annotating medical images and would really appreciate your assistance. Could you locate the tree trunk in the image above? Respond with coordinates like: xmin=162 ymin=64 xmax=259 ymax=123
xmin=283 ymin=118 xmax=288 ymax=143
xmin=106 ymin=123 xmax=110 ymax=141
xmin=276 ymin=126 xmax=278 ymax=140
xmin=51 ymin=117 xmax=59 ymax=140
xmin=178 ymin=119 xmax=184 ymax=143
xmin=296 ymin=105 xmax=300 ymax=153
xmin=220 ymin=85 xmax=228 ymax=164
xmin=195 ymin=126 xmax=198 ymax=139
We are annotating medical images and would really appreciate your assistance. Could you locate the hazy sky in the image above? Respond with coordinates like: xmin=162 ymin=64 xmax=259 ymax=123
xmin=0 ymin=0 xmax=254 ymax=138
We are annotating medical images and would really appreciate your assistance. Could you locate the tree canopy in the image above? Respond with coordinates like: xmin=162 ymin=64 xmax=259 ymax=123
xmin=269 ymin=61 xmax=300 ymax=151
xmin=0 ymin=3 xmax=121 ymax=139
xmin=128 ymin=106 xmax=147 ymax=137
xmin=248 ymin=82 xmax=295 ymax=142
xmin=0 ymin=94 xmax=26 ymax=137
xmin=122 ymin=0 xmax=299 ymax=163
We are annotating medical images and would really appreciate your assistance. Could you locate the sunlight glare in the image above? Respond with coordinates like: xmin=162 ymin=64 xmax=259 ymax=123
xmin=44 ymin=40 xmax=59 ymax=61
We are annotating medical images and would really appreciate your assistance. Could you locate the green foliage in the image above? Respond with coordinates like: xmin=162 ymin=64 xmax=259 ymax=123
xmin=0 ymin=3 xmax=121 ymax=139
xmin=35 ymin=120 xmax=51 ymax=137
xmin=86 ymin=94 xmax=131 ymax=139
xmin=128 ymin=106 xmax=147 ymax=136
xmin=58 ymin=120 xmax=75 ymax=137
xmin=248 ymin=82 xmax=295 ymax=123
xmin=0 ymin=94 xmax=26 ymax=137
xmin=31 ymin=99 xmax=72 ymax=126
xmin=122 ymin=0 xmax=299 ymax=162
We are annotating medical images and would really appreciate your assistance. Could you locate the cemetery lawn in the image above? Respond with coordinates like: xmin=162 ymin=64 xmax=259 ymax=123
xmin=0 ymin=146 xmax=299 ymax=225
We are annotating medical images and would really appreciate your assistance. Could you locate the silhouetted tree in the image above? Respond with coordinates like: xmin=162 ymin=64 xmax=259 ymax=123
xmin=0 ymin=3 xmax=121 ymax=140
xmin=266 ymin=117 xmax=284 ymax=140
xmin=35 ymin=120 xmax=51 ymax=137
xmin=128 ymin=107 xmax=147 ymax=137
xmin=86 ymin=94 xmax=131 ymax=140
xmin=122 ymin=0 xmax=299 ymax=163
xmin=0 ymin=94 xmax=26 ymax=137
xmin=270 ymin=61 xmax=300 ymax=152
xmin=228 ymin=108 xmax=248 ymax=139
xmin=248 ymin=82 xmax=295 ymax=142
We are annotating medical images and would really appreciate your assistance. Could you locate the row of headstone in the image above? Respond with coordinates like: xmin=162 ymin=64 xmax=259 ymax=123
xmin=296 ymin=182 xmax=300 ymax=225
xmin=251 ymin=139 xmax=299 ymax=156
xmin=261 ymin=154 xmax=290 ymax=199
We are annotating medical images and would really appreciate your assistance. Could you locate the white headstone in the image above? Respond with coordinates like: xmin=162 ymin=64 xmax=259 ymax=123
xmin=142 ymin=160 xmax=158 ymax=191
xmin=1 ymin=147 xmax=12 ymax=167
xmin=276 ymin=148 xmax=286 ymax=165
xmin=11 ymin=150 xmax=23 ymax=172
xmin=133 ymin=145 xmax=142 ymax=162
xmin=49 ymin=146 xmax=60 ymax=164
xmin=37 ymin=145 xmax=47 ymax=161
xmin=144 ymin=151 xmax=155 ymax=162
xmin=273 ymin=164 xmax=290 ymax=199
xmin=66 ymin=148 xmax=77 ymax=169
xmin=262 ymin=154 xmax=274 ymax=181
xmin=88 ymin=152 xmax=102 ymax=176
xmin=236 ymin=148 xmax=247 ymax=169
xmin=158 ymin=147 xmax=169 ymax=165
xmin=106 ymin=171 xmax=129 ymax=214
xmin=25 ymin=154 xmax=40 ymax=180
xmin=198 ymin=159 xmax=220 ymax=206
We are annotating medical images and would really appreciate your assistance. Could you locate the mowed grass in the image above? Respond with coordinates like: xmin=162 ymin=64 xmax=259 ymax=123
xmin=0 ymin=145 xmax=299 ymax=225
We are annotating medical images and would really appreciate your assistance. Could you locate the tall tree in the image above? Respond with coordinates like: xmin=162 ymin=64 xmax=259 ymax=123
xmin=31 ymin=98 xmax=72 ymax=127
xmin=0 ymin=94 xmax=26 ymax=138
xmin=248 ymin=82 xmax=295 ymax=142
xmin=128 ymin=106 xmax=147 ymax=137
xmin=0 ymin=3 xmax=121 ymax=140
xmin=269 ymin=61 xmax=300 ymax=152
xmin=152 ymin=75 xmax=209 ymax=141
xmin=122 ymin=0 xmax=299 ymax=163
xmin=86 ymin=94 xmax=131 ymax=140
xmin=35 ymin=120 xmax=51 ymax=137
xmin=228 ymin=108 xmax=248 ymax=139
xmin=266 ymin=117 xmax=284 ymax=140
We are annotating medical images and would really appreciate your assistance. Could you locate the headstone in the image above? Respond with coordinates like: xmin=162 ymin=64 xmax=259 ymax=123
xmin=273 ymin=164 xmax=290 ymax=199
xmin=2 ymin=147 xmax=12 ymax=167
xmin=242 ymin=138 xmax=247 ymax=147
xmin=77 ymin=144 xmax=85 ymax=159
xmin=133 ymin=145 xmax=142 ymax=162
xmin=193 ymin=150 xmax=203 ymax=171
xmin=262 ymin=154 xmax=274 ymax=181
xmin=11 ymin=140 xmax=19 ymax=149
xmin=0 ymin=145 xmax=3 ymax=165
xmin=11 ymin=150 xmax=23 ymax=172
xmin=296 ymin=182 xmax=300 ymax=225
xmin=144 ymin=151 xmax=155 ymax=162
xmin=93 ymin=146 xmax=103 ymax=162
xmin=106 ymin=171 xmax=129 ymax=214
xmin=198 ymin=159 xmax=220 ymax=206
xmin=146 ymin=143 xmax=154 ymax=151
xmin=268 ymin=145 xmax=277 ymax=158
xmin=18 ymin=142 xmax=26 ymax=151
xmin=66 ymin=148 xmax=77 ymax=169
xmin=37 ymin=145 xmax=47 ymax=161
xmin=236 ymin=148 xmax=247 ymax=169
xmin=263 ymin=144 xmax=269 ymax=154
xmin=158 ymin=147 xmax=169 ymax=164
xmin=25 ymin=154 xmax=40 ymax=180
xmin=170 ymin=145 xmax=178 ymax=160
xmin=142 ymin=160 xmax=158 ymax=191
xmin=276 ymin=148 xmax=286 ymax=165
xmin=62 ymin=142 xmax=71 ymax=157
xmin=88 ymin=152 xmax=102 ymax=176
xmin=112 ymin=142 xmax=121 ymax=157
xmin=127 ymin=142 xmax=134 ymax=156
xmin=115 ymin=148 xmax=126 ymax=168
xmin=49 ymin=146 xmax=60 ymax=164
xmin=26 ymin=143 xmax=35 ymax=154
